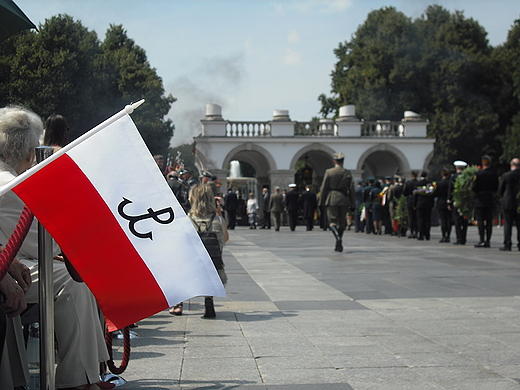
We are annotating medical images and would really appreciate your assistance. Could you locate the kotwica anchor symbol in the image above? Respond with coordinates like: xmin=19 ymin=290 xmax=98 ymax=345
xmin=117 ymin=197 xmax=174 ymax=240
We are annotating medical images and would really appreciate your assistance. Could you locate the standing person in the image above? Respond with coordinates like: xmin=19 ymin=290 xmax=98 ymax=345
xmin=354 ymin=180 xmax=365 ymax=233
xmin=223 ymin=188 xmax=238 ymax=229
xmin=301 ymin=184 xmax=317 ymax=231
xmin=281 ymin=189 xmax=288 ymax=226
xmin=450 ymin=160 xmax=469 ymax=245
xmin=369 ymin=181 xmax=383 ymax=234
xmin=269 ymin=186 xmax=284 ymax=231
xmin=319 ymin=152 xmax=355 ymax=252
xmin=168 ymin=172 xmax=190 ymax=212
xmin=414 ymin=171 xmax=434 ymax=241
xmin=181 ymin=184 xmax=228 ymax=318
xmin=387 ymin=176 xmax=404 ymax=236
xmin=260 ymin=187 xmax=271 ymax=229
xmin=200 ymin=171 xmax=218 ymax=196
xmin=498 ymin=158 xmax=520 ymax=251
xmin=472 ymin=155 xmax=499 ymax=248
xmin=285 ymin=184 xmax=300 ymax=231
xmin=246 ymin=192 xmax=259 ymax=229
xmin=382 ymin=176 xmax=393 ymax=234
xmin=363 ymin=177 xmax=375 ymax=234
xmin=435 ymin=168 xmax=452 ymax=243
xmin=403 ymin=170 xmax=419 ymax=238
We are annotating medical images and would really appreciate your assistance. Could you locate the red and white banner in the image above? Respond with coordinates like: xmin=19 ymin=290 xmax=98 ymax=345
xmin=4 ymin=107 xmax=225 ymax=331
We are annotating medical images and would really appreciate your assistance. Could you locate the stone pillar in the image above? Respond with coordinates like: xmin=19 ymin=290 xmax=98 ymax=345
xmin=402 ymin=111 xmax=428 ymax=137
xmin=269 ymin=110 xmax=296 ymax=137
xmin=201 ymin=103 xmax=227 ymax=136
xmin=336 ymin=105 xmax=362 ymax=137
xmin=268 ymin=169 xmax=297 ymax=190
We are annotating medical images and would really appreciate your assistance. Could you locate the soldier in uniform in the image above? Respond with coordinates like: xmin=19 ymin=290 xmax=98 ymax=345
xmin=403 ymin=170 xmax=419 ymax=238
xmin=472 ymin=155 xmax=499 ymax=248
xmin=319 ymin=152 xmax=355 ymax=252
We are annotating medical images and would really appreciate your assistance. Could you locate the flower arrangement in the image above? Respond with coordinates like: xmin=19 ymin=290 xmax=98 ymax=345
xmin=452 ymin=165 xmax=479 ymax=219
xmin=413 ymin=182 xmax=437 ymax=196
xmin=395 ymin=195 xmax=408 ymax=229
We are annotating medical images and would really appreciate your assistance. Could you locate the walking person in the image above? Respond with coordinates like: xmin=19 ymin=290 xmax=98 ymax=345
xmin=246 ymin=192 xmax=259 ymax=229
xmin=269 ymin=186 xmax=284 ymax=231
xmin=319 ymin=152 xmax=355 ymax=252
xmin=223 ymin=188 xmax=238 ymax=229
xmin=498 ymin=158 xmax=520 ymax=251
xmin=260 ymin=187 xmax=271 ymax=229
xmin=472 ymin=155 xmax=499 ymax=248
xmin=285 ymin=184 xmax=300 ymax=231
xmin=301 ymin=184 xmax=317 ymax=231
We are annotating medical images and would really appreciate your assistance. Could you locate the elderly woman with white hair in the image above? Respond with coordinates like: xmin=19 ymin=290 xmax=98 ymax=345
xmin=0 ymin=106 xmax=109 ymax=390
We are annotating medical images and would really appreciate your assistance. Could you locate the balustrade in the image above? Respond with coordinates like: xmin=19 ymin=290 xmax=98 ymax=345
xmin=226 ymin=122 xmax=271 ymax=137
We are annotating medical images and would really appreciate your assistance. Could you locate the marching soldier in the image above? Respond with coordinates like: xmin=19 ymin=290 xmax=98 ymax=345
xmin=319 ymin=152 xmax=355 ymax=252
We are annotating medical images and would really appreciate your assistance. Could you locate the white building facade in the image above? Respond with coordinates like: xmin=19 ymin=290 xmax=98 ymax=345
xmin=193 ymin=104 xmax=435 ymax=194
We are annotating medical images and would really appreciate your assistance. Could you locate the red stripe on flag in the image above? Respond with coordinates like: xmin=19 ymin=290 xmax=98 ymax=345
xmin=13 ymin=154 xmax=168 ymax=330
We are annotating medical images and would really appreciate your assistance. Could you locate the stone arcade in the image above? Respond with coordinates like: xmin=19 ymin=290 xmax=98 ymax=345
xmin=193 ymin=104 xmax=434 ymax=194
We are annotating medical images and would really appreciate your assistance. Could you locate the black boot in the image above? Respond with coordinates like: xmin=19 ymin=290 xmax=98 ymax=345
xmin=204 ymin=297 xmax=216 ymax=318
xmin=330 ymin=225 xmax=343 ymax=252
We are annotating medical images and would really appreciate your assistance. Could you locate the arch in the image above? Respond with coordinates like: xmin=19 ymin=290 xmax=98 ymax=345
xmin=222 ymin=143 xmax=277 ymax=172
xmin=289 ymin=143 xmax=336 ymax=170
xmin=423 ymin=150 xmax=435 ymax=170
xmin=356 ymin=143 xmax=411 ymax=173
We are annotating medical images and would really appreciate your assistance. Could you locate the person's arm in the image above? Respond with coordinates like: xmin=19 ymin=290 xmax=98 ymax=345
xmin=0 ymin=273 xmax=27 ymax=318
xmin=7 ymin=258 xmax=31 ymax=293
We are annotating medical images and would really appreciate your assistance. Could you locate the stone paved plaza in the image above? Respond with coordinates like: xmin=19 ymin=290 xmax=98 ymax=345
xmin=111 ymin=223 xmax=520 ymax=389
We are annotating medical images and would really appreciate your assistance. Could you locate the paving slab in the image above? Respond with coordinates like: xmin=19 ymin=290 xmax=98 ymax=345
xmin=111 ymin=224 xmax=520 ymax=389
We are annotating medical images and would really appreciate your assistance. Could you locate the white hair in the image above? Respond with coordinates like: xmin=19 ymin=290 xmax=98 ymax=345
xmin=0 ymin=106 xmax=43 ymax=171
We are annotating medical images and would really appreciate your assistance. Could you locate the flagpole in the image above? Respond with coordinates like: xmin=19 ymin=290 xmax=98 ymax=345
xmin=0 ymin=99 xmax=145 ymax=197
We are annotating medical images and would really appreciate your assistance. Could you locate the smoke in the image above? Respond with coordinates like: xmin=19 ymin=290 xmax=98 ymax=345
xmin=167 ymin=52 xmax=246 ymax=147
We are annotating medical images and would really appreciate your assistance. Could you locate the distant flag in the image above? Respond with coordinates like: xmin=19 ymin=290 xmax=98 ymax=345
xmin=0 ymin=101 xmax=225 ymax=331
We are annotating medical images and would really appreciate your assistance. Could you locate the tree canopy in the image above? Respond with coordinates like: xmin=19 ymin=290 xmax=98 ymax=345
xmin=0 ymin=14 xmax=175 ymax=156
xmin=320 ymin=5 xmax=519 ymax=170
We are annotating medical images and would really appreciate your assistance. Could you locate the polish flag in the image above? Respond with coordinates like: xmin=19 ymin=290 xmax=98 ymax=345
xmin=1 ymin=102 xmax=225 ymax=331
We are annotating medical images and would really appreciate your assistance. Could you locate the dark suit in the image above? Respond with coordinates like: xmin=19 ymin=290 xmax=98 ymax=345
xmin=472 ymin=167 xmax=499 ymax=245
xmin=301 ymin=189 xmax=317 ymax=230
xmin=449 ymin=171 xmax=468 ymax=244
xmin=224 ymin=191 xmax=238 ymax=229
xmin=285 ymin=188 xmax=300 ymax=231
xmin=414 ymin=178 xmax=434 ymax=240
xmin=261 ymin=191 xmax=271 ymax=229
xmin=434 ymin=176 xmax=452 ymax=241
xmin=363 ymin=183 xmax=374 ymax=234
xmin=498 ymin=168 xmax=520 ymax=249
xmin=269 ymin=191 xmax=284 ymax=231
xmin=403 ymin=178 xmax=418 ymax=237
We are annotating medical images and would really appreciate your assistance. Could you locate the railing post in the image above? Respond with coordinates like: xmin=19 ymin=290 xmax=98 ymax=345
xmin=36 ymin=146 xmax=55 ymax=390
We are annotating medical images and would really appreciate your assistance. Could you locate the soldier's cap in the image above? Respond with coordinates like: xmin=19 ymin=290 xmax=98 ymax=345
xmin=332 ymin=152 xmax=345 ymax=160
xmin=182 ymin=169 xmax=193 ymax=175
xmin=453 ymin=160 xmax=467 ymax=167
xmin=275 ymin=186 xmax=281 ymax=190
xmin=385 ymin=176 xmax=392 ymax=180
xmin=368 ymin=176 xmax=375 ymax=181
xmin=288 ymin=183 xmax=297 ymax=188
xmin=441 ymin=167 xmax=451 ymax=174
xmin=201 ymin=171 xmax=212 ymax=178
xmin=481 ymin=154 xmax=492 ymax=163
xmin=357 ymin=179 xmax=364 ymax=184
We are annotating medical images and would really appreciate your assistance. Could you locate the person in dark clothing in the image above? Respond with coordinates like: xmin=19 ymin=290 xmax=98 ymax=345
xmin=498 ymin=158 xmax=520 ymax=251
xmin=435 ymin=168 xmax=452 ymax=243
xmin=414 ymin=171 xmax=434 ymax=241
xmin=223 ymin=189 xmax=238 ymax=229
xmin=285 ymin=184 xmax=300 ymax=231
xmin=301 ymin=185 xmax=317 ymax=231
xmin=260 ymin=187 xmax=271 ymax=229
xmin=472 ymin=155 xmax=499 ymax=248
xmin=363 ymin=177 xmax=375 ymax=234
xmin=354 ymin=180 xmax=365 ymax=233
xmin=403 ymin=171 xmax=419 ymax=238
xmin=369 ymin=181 xmax=383 ymax=234
xmin=449 ymin=160 xmax=469 ymax=245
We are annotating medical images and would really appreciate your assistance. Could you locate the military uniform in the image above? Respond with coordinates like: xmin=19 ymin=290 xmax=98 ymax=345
xmin=269 ymin=187 xmax=284 ymax=231
xmin=434 ymin=171 xmax=452 ymax=242
xmin=319 ymin=153 xmax=355 ymax=252
xmin=498 ymin=161 xmax=520 ymax=250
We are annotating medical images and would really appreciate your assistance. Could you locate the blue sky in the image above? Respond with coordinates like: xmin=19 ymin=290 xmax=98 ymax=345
xmin=16 ymin=0 xmax=520 ymax=146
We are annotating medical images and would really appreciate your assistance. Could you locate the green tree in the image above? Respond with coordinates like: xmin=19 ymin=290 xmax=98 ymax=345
xmin=0 ymin=15 xmax=175 ymax=154
xmin=101 ymin=25 xmax=175 ymax=157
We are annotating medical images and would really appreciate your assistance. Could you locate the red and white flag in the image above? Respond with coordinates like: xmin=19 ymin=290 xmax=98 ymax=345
xmin=1 ymin=102 xmax=225 ymax=331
